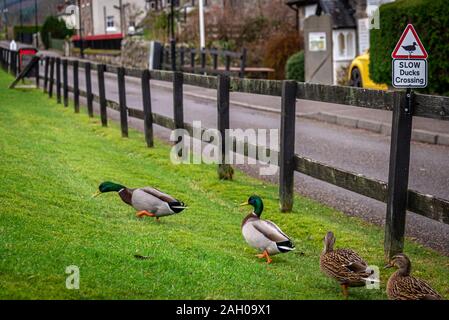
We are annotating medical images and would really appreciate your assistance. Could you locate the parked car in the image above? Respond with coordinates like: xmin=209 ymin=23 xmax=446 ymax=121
xmin=348 ymin=50 xmax=388 ymax=90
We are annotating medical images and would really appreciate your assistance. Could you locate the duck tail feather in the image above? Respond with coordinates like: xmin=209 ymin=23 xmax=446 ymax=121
xmin=276 ymin=240 xmax=295 ymax=252
xmin=169 ymin=201 xmax=187 ymax=213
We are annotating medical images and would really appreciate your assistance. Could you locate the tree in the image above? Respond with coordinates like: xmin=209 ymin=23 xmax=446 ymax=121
xmin=41 ymin=15 xmax=74 ymax=49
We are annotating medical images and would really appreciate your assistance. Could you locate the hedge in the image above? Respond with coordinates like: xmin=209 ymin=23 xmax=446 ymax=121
xmin=41 ymin=16 xmax=74 ymax=49
xmin=13 ymin=25 xmax=41 ymax=37
xmin=285 ymin=51 xmax=305 ymax=82
xmin=370 ymin=0 xmax=449 ymax=95
xmin=14 ymin=25 xmax=41 ymax=43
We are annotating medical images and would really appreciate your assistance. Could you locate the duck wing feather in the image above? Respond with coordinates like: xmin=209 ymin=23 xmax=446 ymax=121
xmin=320 ymin=249 xmax=371 ymax=285
xmin=252 ymin=219 xmax=291 ymax=243
xmin=389 ymin=275 xmax=442 ymax=300
xmin=140 ymin=186 xmax=177 ymax=203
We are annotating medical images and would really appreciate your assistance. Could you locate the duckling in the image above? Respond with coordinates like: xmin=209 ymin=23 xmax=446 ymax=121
xmin=385 ymin=253 xmax=442 ymax=300
xmin=320 ymin=231 xmax=374 ymax=298
xmin=240 ymin=195 xmax=295 ymax=264
xmin=92 ymin=181 xmax=187 ymax=221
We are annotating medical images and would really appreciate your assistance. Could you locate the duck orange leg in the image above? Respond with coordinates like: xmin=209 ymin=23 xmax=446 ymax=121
xmin=136 ymin=210 xmax=156 ymax=218
xmin=256 ymin=250 xmax=272 ymax=264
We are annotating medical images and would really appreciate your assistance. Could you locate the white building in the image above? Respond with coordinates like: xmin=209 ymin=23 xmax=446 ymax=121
xmin=74 ymin=0 xmax=151 ymax=37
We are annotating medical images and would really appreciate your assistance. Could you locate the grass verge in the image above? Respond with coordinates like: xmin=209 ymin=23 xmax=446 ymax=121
xmin=0 ymin=70 xmax=448 ymax=299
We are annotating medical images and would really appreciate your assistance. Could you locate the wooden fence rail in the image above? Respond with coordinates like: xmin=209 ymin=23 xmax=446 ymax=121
xmin=161 ymin=44 xmax=247 ymax=78
xmin=3 ymin=52 xmax=449 ymax=259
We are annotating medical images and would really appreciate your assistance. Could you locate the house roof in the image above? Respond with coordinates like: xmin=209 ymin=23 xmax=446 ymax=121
xmin=285 ymin=0 xmax=356 ymax=29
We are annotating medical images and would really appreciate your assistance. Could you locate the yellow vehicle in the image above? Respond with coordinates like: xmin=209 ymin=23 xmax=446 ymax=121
xmin=348 ymin=50 xmax=388 ymax=90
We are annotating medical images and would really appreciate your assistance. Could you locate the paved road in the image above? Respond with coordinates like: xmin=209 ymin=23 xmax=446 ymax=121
xmin=35 ymin=60 xmax=449 ymax=255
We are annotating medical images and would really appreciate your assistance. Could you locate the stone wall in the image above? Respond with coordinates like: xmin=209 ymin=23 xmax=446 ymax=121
xmin=86 ymin=53 xmax=122 ymax=66
xmin=121 ymin=38 xmax=151 ymax=69
xmin=70 ymin=38 xmax=151 ymax=69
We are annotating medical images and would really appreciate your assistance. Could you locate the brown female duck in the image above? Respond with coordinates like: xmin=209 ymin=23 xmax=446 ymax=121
xmin=320 ymin=231 xmax=374 ymax=298
xmin=385 ymin=253 xmax=442 ymax=300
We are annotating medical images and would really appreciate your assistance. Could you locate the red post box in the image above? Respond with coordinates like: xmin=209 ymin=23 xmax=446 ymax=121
xmin=18 ymin=47 xmax=38 ymax=77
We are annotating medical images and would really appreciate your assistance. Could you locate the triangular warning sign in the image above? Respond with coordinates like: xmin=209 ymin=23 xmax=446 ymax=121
xmin=392 ymin=24 xmax=428 ymax=59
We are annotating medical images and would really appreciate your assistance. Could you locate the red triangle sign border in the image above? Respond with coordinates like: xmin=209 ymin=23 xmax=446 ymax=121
xmin=391 ymin=24 xmax=428 ymax=59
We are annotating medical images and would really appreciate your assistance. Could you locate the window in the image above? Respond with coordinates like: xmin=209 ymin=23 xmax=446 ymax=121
xmin=338 ymin=33 xmax=345 ymax=56
xmin=333 ymin=30 xmax=356 ymax=60
xmin=106 ymin=16 xmax=116 ymax=31
xmin=145 ymin=0 xmax=155 ymax=10
xmin=346 ymin=33 xmax=354 ymax=57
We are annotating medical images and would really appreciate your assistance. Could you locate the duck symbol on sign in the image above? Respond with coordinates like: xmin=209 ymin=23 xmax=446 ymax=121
xmin=402 ymin=42 xmax=417 ymax=54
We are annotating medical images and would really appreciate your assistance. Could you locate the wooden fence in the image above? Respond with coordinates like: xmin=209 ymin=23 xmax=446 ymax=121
xmin=161 ymin=41 xmax=247 ymax=78
xmin=2 ymin=48 xmax=449 ymax=259
xmin=0 ymin=48 xmax=20 ymax=77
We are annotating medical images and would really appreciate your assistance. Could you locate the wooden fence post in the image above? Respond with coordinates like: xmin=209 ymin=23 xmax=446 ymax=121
xmin=141 ymin=69 xmax=154 ymax=147
xmin=239 ymin=48 xmax=247 ymax=78
xmin=16 ymin=52 xmax=20 ymax=76
xmin=97 ymin=64 xmax=108 ymax=127
xmin=48 ymin=57 xmax=55 ymax=98
xmin=7 ymin=50 xmax=12 ymax=73
xmin=85 ymin=62 xmax=93 ymax=117
xmin=7 ymin=50 xmax=10 ymax=73
xmin=11 ymin=51 xmax=17 ymax=76
xmin=384 ymin=89 xmax=414 ymax=259
xmin=56 ymin=58 xmax=61 ymax=103
xmin=190 ymin=50 xmax=195 ymax=70
xmin=43 ymin=56 xmax=49 ymax=93
xmin=212 ymin=49 xmax=218 ymax=72
xmin=10 ymin=51 xmax=13 ymax=74
xmin=10 ymin=50 xmax=13 ymax=74
xmin=118 ymin=67 xmax=129 ymax=138
xmin=217 ymin=74 xmax=234 ymax=180
xmin=200 ymin=49 xmax=206 ymax=73
xmin=35 ymin=56 xmax=40 ymax=88
xmin=73 ymin=60 xmax=79 ymax=113
xmin=279 ymin=80 xmax=298 ymax=212
xmin=170 ymin=39 xmax=176 ymax=71
xmin=179 ymin=47 xmax=185 ymax=72
xmin=2 ymin=49 xmax=4 ymax=68
xmin=225 ymin=55 xmax=231 ymax=75
xmin=62 ymin=59 xmax=69 ymax=107
xmin=173 ymin=71 xmax=184 ymax=130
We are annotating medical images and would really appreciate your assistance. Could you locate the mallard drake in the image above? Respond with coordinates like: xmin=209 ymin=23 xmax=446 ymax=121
xmin=320 ymin=231 xmax=374 ymax=298
xmin=240 ymin=195 xmax=295 ymax=264
xmin=385 ymin=253 xmax=442 ymax=300
xmin=92 ymin=181 xmax=187 ymax=221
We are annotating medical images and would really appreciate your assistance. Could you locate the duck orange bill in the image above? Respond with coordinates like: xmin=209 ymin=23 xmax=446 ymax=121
xmin=239 ymin=202 xmax=249 ymax=206
xmin=384 ymin=263 xmax=393 ymax=269
xmin=91 ymin=191 xmax=102 ymax=198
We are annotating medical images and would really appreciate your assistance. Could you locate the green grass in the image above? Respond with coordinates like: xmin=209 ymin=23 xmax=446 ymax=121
xmin=0 ymin=70 xmax=448 ymax=300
